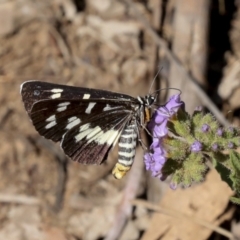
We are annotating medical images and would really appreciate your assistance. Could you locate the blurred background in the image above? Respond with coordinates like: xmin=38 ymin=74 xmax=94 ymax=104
xmin=0 ymin=0 xmax=239 ymax=239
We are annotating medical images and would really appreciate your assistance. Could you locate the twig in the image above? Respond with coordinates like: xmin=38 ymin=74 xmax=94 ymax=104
xmin=132 ymin=199 xmax=234 ymax=239
xmin=48 ymin=25 xmax=72 ymax=63
xmin=148 ymin=0 xmax=162 ymax=85
xmin=0 ymin=108 xmax=13 ymax=128
xmin=0 ymin=194 xmax=40 ymax=205
xmin=121 ymin=0 xmax=230 ymax=127
xmin=105 ymin=147 xmax=144 ymax=240
xmin=36 ymin=137 xmax=68 ymax=213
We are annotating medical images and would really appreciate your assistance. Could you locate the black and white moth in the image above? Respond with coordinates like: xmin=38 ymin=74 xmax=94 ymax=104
xmin=20 ymin=81 xmax=156 ymax=179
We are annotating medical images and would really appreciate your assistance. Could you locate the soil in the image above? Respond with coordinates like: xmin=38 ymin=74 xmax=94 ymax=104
xmin=0 ymin=0 xmax=239 ymax=239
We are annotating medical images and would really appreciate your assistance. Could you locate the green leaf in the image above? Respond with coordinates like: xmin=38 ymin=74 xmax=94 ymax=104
xmin=161 ymin=158 xmax=180 ymax=176
xmin=181 ymin=153 xmax=207 ymax=186
xmin=229 ymin=150 xmax=240 ymax=195
xmin=214 ymin=161 xmax=232 ymax=188
xmin=167 ymin=153 xmax=207 ymax=187
xmin=230 ymin=196 xmax=240 ymax=205
xmin=163 ymin=138 xmax=188 ymax=161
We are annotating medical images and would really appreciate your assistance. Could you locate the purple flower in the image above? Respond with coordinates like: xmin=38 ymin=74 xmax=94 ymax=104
xmin=202 ymin=124 xmax=210 ymax=132
xmin=153 ymin=120 xmax=168 ymax=137
xmin=170 ymin=182 xmax=177 ymax=190
xmin=144 ymin=141 xmax=166 ymax=178
xmin=191 ymin=141 xmax=202 ymax=152
xmin=194 ymin=106 xmax=203 ymax=112
xmin=144 ymin=94 xmax=183 ymax=178
xmin=212 ymin=143 xmax=218 ymax=151
xmin=148 ymin=94 xmax=183 ymax=136
xmin=154 ymin=94 xmax=183 ymax=124
xmin=228 ymin=142 xmax=234 ymax=149
xmin=217 ymin=128 xmax=223 ymax=136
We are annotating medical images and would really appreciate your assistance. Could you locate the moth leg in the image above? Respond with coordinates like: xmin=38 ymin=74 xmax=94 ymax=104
xmin=138 ymin=138 xmax=148 ymax=151
xmin=140 ymin=123 xmax=152 ymax=138
xmin=135 ymin=121 xmax=150 ymax=151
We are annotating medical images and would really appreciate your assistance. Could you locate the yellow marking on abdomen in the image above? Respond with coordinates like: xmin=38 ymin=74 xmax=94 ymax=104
xmin=112 ymin=163 xmax=131 ymax=179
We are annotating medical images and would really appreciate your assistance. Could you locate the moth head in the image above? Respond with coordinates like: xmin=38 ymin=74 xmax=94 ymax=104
xmin=145 ymin=94 xmax=156 ymax=107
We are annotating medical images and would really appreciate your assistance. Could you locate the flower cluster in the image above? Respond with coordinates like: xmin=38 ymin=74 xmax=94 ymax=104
xmin=144 ymin=93 xmax=240 ymax=201
xmin=144 ymin=94 xmax=183 ymax=180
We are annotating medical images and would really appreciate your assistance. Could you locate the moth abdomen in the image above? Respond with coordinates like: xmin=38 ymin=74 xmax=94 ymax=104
xmin=112 ymin=121 xmax=138 ymax=179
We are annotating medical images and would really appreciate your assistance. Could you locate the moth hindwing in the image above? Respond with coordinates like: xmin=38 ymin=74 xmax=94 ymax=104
xmin=20 ymin=80 xmax=156 ymax=179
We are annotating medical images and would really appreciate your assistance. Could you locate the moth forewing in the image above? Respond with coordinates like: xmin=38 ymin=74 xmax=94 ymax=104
xmin=20 ymin=81 xmax=156 ymax=179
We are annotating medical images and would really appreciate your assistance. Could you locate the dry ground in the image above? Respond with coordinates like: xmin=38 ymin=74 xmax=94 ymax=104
xmin=0 ymin=0 xmax=239 ymax=239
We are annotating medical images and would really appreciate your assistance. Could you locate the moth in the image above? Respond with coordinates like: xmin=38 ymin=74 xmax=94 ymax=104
xmin=21 ymin=81 xmax=156 ymax=179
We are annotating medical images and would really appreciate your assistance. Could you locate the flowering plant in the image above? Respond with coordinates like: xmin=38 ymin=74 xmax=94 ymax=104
xmin=144 ymin=94 xmax=240 ymax=204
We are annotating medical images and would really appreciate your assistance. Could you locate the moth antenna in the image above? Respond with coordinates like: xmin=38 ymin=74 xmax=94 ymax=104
xmin=148 ymin=66 xmax=163 ymax=95
xmin=147 ymin=66 xmax=181 ymax=97
xmin=151 ymin=87 xmax=182 ymax=96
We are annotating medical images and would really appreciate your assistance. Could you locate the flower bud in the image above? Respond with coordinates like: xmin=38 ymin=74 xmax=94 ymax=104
xmin=217 ymin=128 xmax=223 ymax=136
xmin=191 ymin=141 xmax=202 ymax=152
xmin=212 ymin=143 xmax=218 ymax=151
xmin=202 ymin=124 xmax=210 ymax=132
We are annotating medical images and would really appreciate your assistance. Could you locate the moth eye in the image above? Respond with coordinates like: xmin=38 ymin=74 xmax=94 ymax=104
xmin=34 ymin=90 xmax=40 ymax=96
